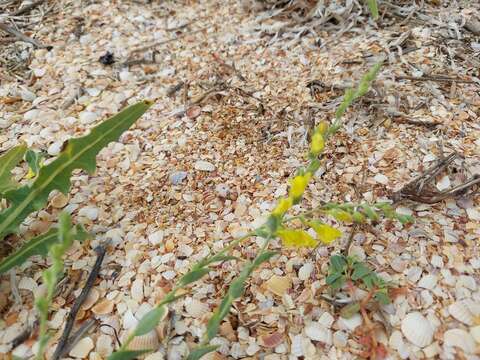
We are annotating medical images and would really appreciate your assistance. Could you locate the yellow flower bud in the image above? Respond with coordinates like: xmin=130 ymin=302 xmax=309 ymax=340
xmin=309 ymin=221 xmax=342 ymax=244
xmin=276 ymin=228 xmax=318 ymax=248
xmin=310 ymin=132 xmax=325 ymax=155
xmin=271 ymin=197 xmax=293 ymax=217
xmin=289 ymin=173 xmax=312 ymax=200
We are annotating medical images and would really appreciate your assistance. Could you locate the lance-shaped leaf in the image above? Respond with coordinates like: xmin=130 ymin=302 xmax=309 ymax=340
xmin=0 ymin=101 xmax=152 ymax=240
xmin=107 ymin=350 xmax=150 ymax=360
xmin=0 ymin=143 xmax=27 ymax=195
xmin=186 ymin=345 xmax=220 ymax=360
xmin=0 ymin=224 xmax=88 ymax=274
xmin=366 ymin=0 xmax=379 ymax=20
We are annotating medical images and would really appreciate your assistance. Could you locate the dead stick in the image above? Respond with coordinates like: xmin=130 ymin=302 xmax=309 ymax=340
xmin=58 ymin=319 xmax=97 ymax=357
xmin=0 ymin=22 xmax=51 ymax=49
xmin=12 ymin=0 xmax=46 ymax=16
xmin=51 ymin=245 xmax=106 ymax=360
xmin=396 ymin=75 xmax=476 ymax=84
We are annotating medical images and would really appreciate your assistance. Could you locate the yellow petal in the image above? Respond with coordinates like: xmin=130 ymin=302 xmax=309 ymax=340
xmin=276 ymin=228 xmax=318 ymax=248
xmin=316 ymin=121 xmax=329 ymax=134
xmin=310 ymin=132 xmax=325 ymax=155
xmin=328 ymin=209 xmax=353 ymax=223
xmin=271 ymin=197 xmax=293 ymax=217
xmin=289 ymin=173 xmax=312 ymax=199
xmin=24 ymin=167 xmax=36 ymax=179
xmin=309 ymin=222 xmax=342 ymax=244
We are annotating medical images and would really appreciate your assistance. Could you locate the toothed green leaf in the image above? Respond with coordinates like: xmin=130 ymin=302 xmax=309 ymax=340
xmin=0 ymin=101 xmax=152 ymax=240
xmin=0 ymin=143 xmax=27 ymax=195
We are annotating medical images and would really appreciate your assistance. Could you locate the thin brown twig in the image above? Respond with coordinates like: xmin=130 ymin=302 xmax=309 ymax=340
xmin=11 ymin=0 xmax=45 ymax=16
xmin=51 ymin=245 xmax=107 ymax=360
xmin=0 ymin=22 xmax=51 ymax=49
xmin=395 ymin=75 xmax=476 ymax=84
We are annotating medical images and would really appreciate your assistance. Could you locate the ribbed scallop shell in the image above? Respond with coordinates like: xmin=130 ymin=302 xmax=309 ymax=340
xmin=448 ymin=300 xmax=474 ymax=325
xmin=127 ymin=330 xmax=160 ymax=351
xmin=444 ymin=329 xmax=476 ymax=354
xmin=185 ymin=298 xmax=209 ymax=318
xmin=401 ymin=312 xmax=434 ymax=348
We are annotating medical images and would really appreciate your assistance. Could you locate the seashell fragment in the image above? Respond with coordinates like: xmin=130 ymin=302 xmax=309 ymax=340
xmin=305 ymin=322 xmax=332 ymax=344
xmin=448 ymin=300 xmax=474 ymax=325
xmin=185 ymin=298 xmax=209 ymax=318
xmin=470 ymin=325 xmax=480 ymax=343
xmin=92 ymin=299 xmax=114 ymax=315
xmin=51 ymin=192 xmax=69 ymax=208
xmin=81 ymin=288 xmax=100 ymax=310
xmin=298 ymin=263 xmax=314 ymax=281
xmin=443 ymin=328 xmax=476 ymax=354
xmin=261 ymin=331 xmax=284 ymax=348
xmin=401 ymin=312 xmax=434 ymax=348
xmin=338 ymin=313 xmax=363 ymax=331
xmin=417 ymin=274 xmax=437 ymax=290
xmin=127 ymin=330 xmax=160 ymax=351
xmin=265 ymin=275 xmax=291 ymax=297
xmin=69 ymin=337 xmax=94 ymax=358
xmin=96 ymin=334 xmax=113 ymax=357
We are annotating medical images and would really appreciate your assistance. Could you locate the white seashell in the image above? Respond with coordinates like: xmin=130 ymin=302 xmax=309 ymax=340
xmin=423 ymin=342 xmax=441 ymax=358
xmin=194 ymin=160 xmax=215 ymax=172
xmin=470 ymin=325 xmax=480 ymax=343
xmin=265 ymin=275 xmax=291 ymax=297
xmin=305 ymin=322 xmax=332 ymax=344
xmin=401 ymin=312 xmax=434 ymax=348
xmin=443 ymin=328 xmax=476 ymax=354
xmin=436 ymin=175 xmax=451 ymax=191
xmin=47 ymin=142 xmax=62 ymax=156
xmin=79 ymin=207 xmax=99 ymax=220
xmin=69 ymin=337 xmax=94 ymax=358
xmin=148 ymin=230 xmax=164 ymax=245
xmin=338 ymin=313 xmax=363 ymax=331
xmin=127 ymin=330 xmax=159 ymax=351
xmin=18 ymin=277 xmax=38 ymax=292
xmin=318 ymin=312 xmax=334 ymax=328
xmin=79 ymin=111 xmax=98 ymax=124
xmin=185 ymin=298 xmax=209 ymax=318
xmin=448 ymin=300 xmax=474 ymax=325
xmin=81 ymin=288 xmax=100 ymax=310
xmin=123 ymin=309 xmax=138 ymax=330
xmin=374 ymin=173 xmax=389 ymax=185
xmin=96 ymin=334 xmax=113 ymax=357
xmin=290 ymin=334 xmax=303 ymax=356
xmin=144 ymin=352 xmax=165 ymax=360
xmin=51 ymin=192 xmax=69 ymax=208
xmin=417 ymin=274 xmax=437 ymax=290
xmin=298 ymin=263 xmax=314 ymax=281
xmin=430 ymin=255 xmax=444 ymax=268
xmin=131 ymin=278 xmax=144 ymax=302
xmin=333 ymin=331 xmax=348 ymax=348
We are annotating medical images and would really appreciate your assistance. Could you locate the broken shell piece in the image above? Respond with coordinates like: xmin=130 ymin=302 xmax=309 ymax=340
xmin=305 ymin=322 xmax=332 ymax=344
xmin=92 ymin=299 xmax=114 ymax=315
xmin=401 ymin=312 xmax=434 ymax=348
xmin=81 ymin=288 xmax=100 ymax=310
xmin=127 ymin=330 xmax=160 ymax=351
xmin=265 ymin=275 xmax=291 ymax=297
xmin=185 ymin=298 xmax=209 ymax=318
xmin=261 ymin=332 xmax=284 ymax=348
xmin=51 ymin=192 xmax=69 ymax=208
xmin=69 ymin=337 xmax=94 ymax=358
xmin=448 ymin=300 xmax=475 ymax=325
xmin=443 ymin=329 xmax=476 ymax=354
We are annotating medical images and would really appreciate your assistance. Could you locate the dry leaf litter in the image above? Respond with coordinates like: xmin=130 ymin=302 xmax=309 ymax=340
xmin=1 ymin=0 xmax=480 ymax=359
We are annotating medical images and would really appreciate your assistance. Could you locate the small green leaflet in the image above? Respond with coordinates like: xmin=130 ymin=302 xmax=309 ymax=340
xmin=178 ymin=268 xmax=210 ymax=287
xmin=133 ymin=306 xmax=165 ymax=336
xmin=340 ymin=302 xmax=361 ymax=318
xmin=186 ymin=345 xmax=220 ymax=360
xmin=330 ymin=255 xmax=347 ymax=273
xmin=0 ymin=101 xmax=152 ymax=241
xmin=0 ymin=143 xmax=27 ymax=195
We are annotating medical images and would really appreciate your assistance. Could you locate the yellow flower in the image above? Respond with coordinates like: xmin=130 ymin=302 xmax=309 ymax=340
xmin=309 ymin=221 xmax=342 ymax=245
xmin=316 ymin=121 xmax=329 ymax=135
xmin=328 ymin=209 xmax=353 ymax=223
xmin=289 ymin=173 xmax=312 ymax=200
xmin=276 ymin=228 xmax=318 ymax=248
xmin=310 ymin=132 xmax=325 ymax=155
xmin=271 ymin=197 xmax=293 ymax=217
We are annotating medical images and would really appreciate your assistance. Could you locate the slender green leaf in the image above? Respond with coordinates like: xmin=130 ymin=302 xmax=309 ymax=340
xmin=0 ymin=143 xmax=27 ymax=195
xmin=178 ymin=268 xmax=210 ymax=287
xmin=366 ymin=0 xmax=379 ymax=20
xmin=361 ymin=204 xmax=379 ymax=221
xmin=134 ymin=306 xmax=166 ymax=336
xmin=0 ymin=101 xmax=152 ymax=241
xmin=326 ymin=271 xmax=342 ymax=285
xmin=0 ymin=224 xmax=88 ymax=274
xmin=107 ymin=350 xmax=150 ymax=360
xmin=186 ymin=345 xmax=220 ymax=360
